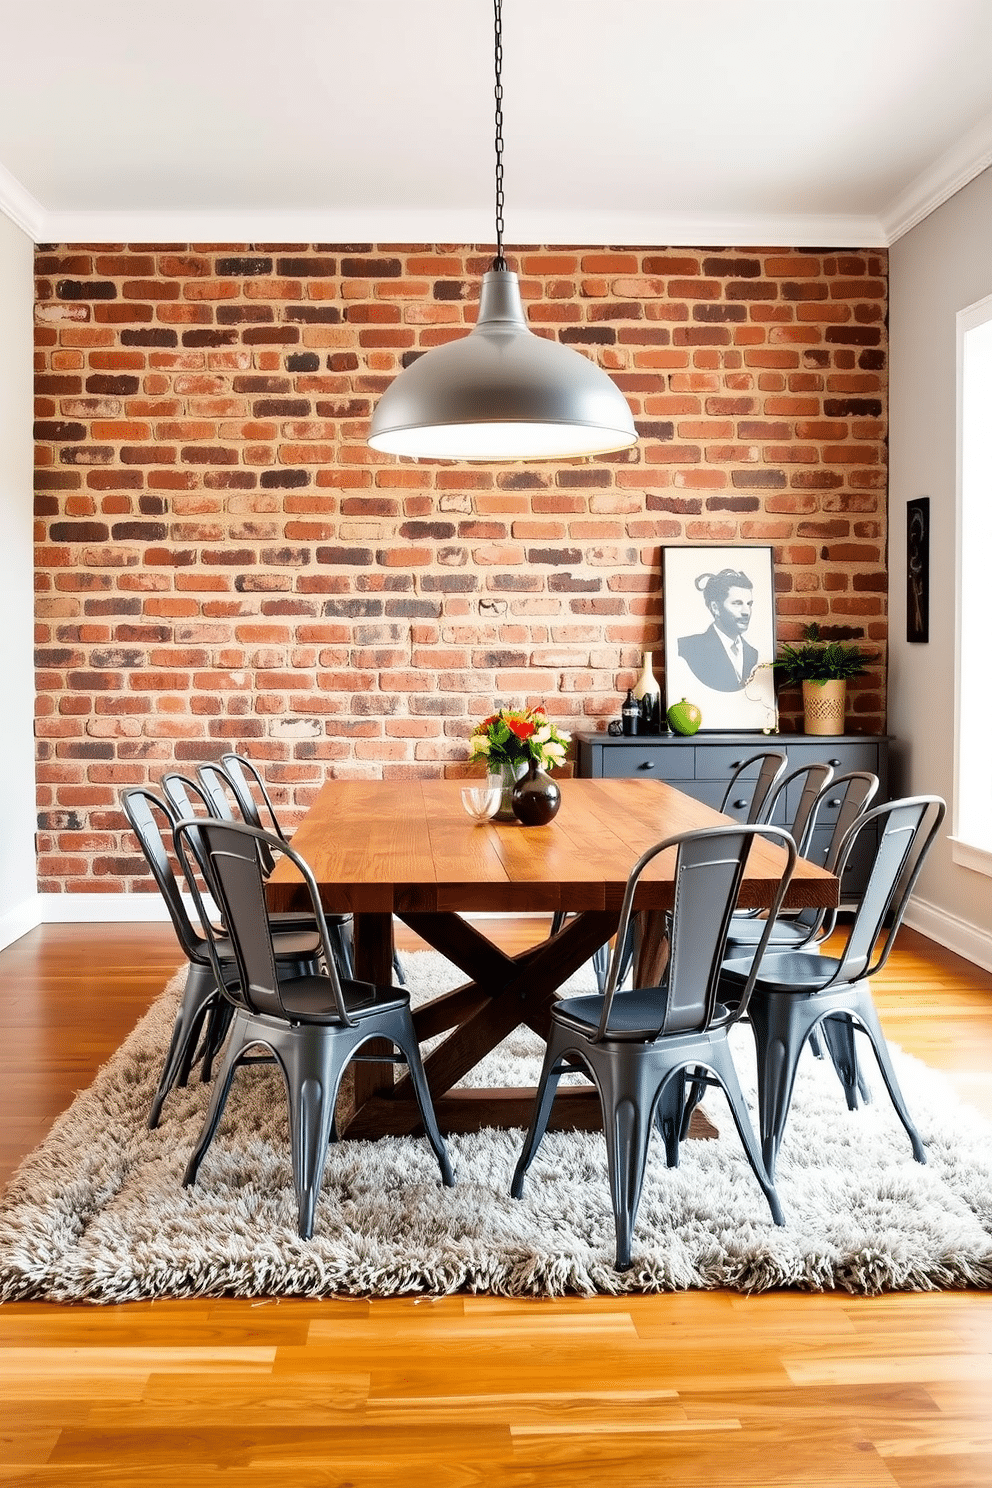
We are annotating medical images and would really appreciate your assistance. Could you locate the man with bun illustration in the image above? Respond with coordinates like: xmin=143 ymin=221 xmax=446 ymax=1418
xmin=677 ymin=568 xmax=759 ymax=693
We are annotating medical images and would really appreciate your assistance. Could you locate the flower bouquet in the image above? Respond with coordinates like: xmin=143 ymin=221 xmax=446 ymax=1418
xmin=468 ymin=707 xmax=570 ymax=819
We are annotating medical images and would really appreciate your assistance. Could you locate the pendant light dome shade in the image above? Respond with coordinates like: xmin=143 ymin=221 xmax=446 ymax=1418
xmin=368 ymin=270 xmax=638 ymax=462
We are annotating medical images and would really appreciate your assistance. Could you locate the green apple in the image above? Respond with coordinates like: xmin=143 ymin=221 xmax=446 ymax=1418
xmin=667 ymin=698 xmax=702 ymax=735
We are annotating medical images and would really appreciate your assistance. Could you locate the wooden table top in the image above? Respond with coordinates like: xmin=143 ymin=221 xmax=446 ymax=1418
xmin=267 ymin=776 xmax=839 ymax=918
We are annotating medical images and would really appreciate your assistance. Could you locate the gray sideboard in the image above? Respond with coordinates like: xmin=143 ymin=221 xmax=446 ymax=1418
xmin=576 ymin=731 xmax=889 ymax=903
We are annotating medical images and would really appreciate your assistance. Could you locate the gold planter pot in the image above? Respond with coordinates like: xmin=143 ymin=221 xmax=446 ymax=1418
xmin=802 ymin=678 xmax=846 ymax=736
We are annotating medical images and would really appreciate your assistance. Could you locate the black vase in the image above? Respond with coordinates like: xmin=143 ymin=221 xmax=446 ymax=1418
xmin=511 ymin=760 xmax=561 ymax=826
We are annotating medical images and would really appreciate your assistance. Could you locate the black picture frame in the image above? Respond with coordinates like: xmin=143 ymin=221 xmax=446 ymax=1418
xmin=662 ymin=545 xmax=778 ymax=732
xmin=907 ymin=497 xmax=930 ymax=644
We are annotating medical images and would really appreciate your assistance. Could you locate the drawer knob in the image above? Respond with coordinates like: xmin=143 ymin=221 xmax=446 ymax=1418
xmin=733 ymin=798 xmax=748 ymax=810
xmin=828 ymin=758 xmax=842 ymax=767
xmin=827 ymin=799 xmax=841 ymax=808
xmin=638 ymin=760 xmax=656 ymax=770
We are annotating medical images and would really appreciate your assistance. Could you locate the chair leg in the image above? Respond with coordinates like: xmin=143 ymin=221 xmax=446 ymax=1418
xmin=819 ymin=1013 xmax=870 ymax=1110
xmin=267 ymin=1025 xmax=341 ymax=1241
xmin=198 ymin=998 xmax=235 ymax=1085
xmin=677 ymin=1065 xmax=707 ymax=1143
xmin=654 ymin=1070 xmax=686 ymax=1168
xmin=751 ymin=988 xmax=926 ymax=1180
xmin=597 ymin=1059 xmax=659 ymax=1271
xmin=511 ymin=1028 xmax=572 ymax=1199
xmin=843 ymin=992 xmax=926 ymax=1165
xmin=149 ymin=961 xmax=217 ymax=1128
xmin=182 ymin=1012 xmax=253 ymax=1185
xmin=746 ymin=992 xmax=814 ymax=1182
xmin=394 ymin=1020 xmax=455 ymax=1186
xmin=704 ymin=1039 xmax=784 ymax=1226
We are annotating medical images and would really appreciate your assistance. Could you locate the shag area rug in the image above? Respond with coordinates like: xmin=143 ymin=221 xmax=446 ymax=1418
xmin=2 ymin=951 xmax=991 ymax=1302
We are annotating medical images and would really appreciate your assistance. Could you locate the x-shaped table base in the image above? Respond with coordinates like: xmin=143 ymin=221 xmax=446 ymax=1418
xmin=344 ymin=909 xmax=622 ymax=1138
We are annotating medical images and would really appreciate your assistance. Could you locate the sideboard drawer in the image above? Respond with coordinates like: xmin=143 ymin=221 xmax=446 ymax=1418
xmin=695 ymin=744 xmax=785 ymax=782
xmin=601 ymin=746 xmax=695 ymax=779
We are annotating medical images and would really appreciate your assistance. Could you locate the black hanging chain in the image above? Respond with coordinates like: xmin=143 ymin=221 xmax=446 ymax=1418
xmin=492 ymin=0 xmax=507 ymax=271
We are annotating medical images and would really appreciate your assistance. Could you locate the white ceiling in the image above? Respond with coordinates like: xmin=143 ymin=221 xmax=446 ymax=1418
xmin=2 ymin=0 xmax=991 ymax=247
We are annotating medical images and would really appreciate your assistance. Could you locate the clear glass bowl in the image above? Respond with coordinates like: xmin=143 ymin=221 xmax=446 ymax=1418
xmin=461 ymin=783 xmax=502 ymax=822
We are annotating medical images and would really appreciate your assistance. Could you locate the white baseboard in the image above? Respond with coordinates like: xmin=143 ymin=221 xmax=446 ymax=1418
xmin=903 ymin=895 xmax=992 ymax=975
xmin=0 ymin=894 xmax=42 ymax=951
xmin=37 ymin=892 xmax=175 ymax=923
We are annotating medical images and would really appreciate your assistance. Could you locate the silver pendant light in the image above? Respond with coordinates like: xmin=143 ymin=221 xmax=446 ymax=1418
xmin=368 ymin=0 xmax=637 ymax=463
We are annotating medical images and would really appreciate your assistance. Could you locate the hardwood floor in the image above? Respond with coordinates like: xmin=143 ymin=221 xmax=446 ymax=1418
xmin=1 ymin=919 xmax=991 ymax=1486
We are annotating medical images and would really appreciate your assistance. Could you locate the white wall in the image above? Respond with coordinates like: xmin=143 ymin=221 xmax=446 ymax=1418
xmin=0 ymin=212 xmax=40 ymax=946
xmin=889 ymin=164 xmax=992 ymax=970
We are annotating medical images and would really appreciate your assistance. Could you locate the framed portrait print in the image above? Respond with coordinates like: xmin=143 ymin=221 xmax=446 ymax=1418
xmin=907 ymin=497 xmax=930 ymax=643
xmin=662 ymin=546 xmax=778 ymax=732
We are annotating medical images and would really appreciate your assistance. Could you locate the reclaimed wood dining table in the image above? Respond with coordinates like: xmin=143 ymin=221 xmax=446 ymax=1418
xmin=266 ymin=775 xmax=839 ymax=1139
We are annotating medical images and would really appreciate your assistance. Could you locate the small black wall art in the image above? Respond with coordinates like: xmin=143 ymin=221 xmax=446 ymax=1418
xmin=907 ymin=497 xmax=930 ymax=643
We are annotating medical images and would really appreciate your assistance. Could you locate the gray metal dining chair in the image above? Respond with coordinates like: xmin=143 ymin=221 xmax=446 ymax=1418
xmin=214 ymin=752 xmax=410 ymax=986
xmin=165 ymin=768 xmax=355 ymax=981
xmin=512 ymin=822 xmax=798 ymax=1270
xmin=549 ymin=751 xmax=794 ymax=998
xmin=121 ymin=787 xmax=320 ymax=1128
xmin=667 ymin=770 xmax=881 ymax=1129
xmin=174 ymin=817 xmax=455 ymax=1239
xmin=723 ymin=770 xmax=879 ymax=957
xmin=720 ymin=795 xmax=946 ymax=1180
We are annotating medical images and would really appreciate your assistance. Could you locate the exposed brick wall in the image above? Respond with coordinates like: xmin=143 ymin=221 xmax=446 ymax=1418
xmin=33 ymin=243 xmax=888 ymax=893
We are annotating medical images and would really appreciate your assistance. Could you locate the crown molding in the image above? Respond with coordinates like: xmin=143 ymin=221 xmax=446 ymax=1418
xmin=6 ymin=200 xmax=891 ymax=249
xmin=0 ymin=161 xmax=45 ymax=241
xmin=5 ymin=117 xmax=992 ymax=250
xmin=882 ymin=109 xmax=992 ymax=243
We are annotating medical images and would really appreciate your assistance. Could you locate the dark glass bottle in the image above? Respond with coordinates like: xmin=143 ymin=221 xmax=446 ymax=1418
xmin=621 ymin=688 xmax=640 ymax=735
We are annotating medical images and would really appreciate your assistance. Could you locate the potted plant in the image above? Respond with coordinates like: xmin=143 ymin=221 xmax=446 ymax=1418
xmin=771 ymin=623 xmax=870 ymax=736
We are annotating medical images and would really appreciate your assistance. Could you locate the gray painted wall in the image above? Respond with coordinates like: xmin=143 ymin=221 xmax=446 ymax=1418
xmin=889 ymin=164 xmax=992 ymax=963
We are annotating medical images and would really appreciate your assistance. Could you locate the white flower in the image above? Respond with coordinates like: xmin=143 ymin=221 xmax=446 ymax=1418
xmin=469 ymin=735 xmax=491 ymax=757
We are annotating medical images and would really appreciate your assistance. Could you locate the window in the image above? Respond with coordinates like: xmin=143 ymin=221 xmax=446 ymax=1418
xmin=954 ymin=295 xmax=992 ymax=874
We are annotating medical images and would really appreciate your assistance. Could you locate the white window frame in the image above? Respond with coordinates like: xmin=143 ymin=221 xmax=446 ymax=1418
xmin=952 ymin=294 xmax=992 ymax=877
